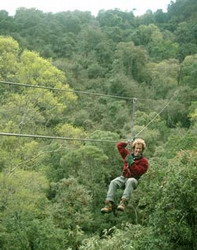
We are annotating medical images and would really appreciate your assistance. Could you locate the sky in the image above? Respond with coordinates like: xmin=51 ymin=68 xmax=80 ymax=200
xmin=0 ymin=0 xmax=173 ymax=17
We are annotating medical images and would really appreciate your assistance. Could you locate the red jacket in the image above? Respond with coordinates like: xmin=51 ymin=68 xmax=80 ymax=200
xmin=117 ymin=142 xmax=149 ymax=179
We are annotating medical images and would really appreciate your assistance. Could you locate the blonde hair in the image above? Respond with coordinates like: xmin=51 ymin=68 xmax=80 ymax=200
xmin=132 ymin=138 xmax=146 ymax=151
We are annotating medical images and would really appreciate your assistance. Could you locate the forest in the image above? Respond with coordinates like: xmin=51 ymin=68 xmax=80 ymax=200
xmin=0 ymin=0 xmax=196 ymax=249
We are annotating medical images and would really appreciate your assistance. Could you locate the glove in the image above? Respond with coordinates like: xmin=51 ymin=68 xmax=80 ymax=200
xmin=126 ymin=154 xmax=134 ymax=166
xmin=127 ymin=137 xmax=135 ymax=144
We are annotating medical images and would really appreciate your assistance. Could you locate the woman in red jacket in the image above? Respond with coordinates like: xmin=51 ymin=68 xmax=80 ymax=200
xmin=101 ymin=138 xmax=149 ymax=213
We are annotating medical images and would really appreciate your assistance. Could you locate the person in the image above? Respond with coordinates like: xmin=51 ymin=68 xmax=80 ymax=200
xmin=101 ymin=138 xmax=149 ymax=213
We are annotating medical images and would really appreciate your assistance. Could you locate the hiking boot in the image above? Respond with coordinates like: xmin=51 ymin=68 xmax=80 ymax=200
xmin=117 ymin=199 xmax=128 ymax=211
xmin=101 ymin=200 xmax=114 ymax=213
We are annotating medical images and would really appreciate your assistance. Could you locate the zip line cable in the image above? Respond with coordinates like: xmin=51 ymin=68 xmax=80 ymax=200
xmin=0 ymin=82 xmax=179 ymax=142
xmin=0 ymin=132 xmax=117 ymax=143
xmin=0 ymin=94 xmax=176 ymax=143
xmin=134 ymin=93 xmax=177 ymax=138
xmin=0 ymin=80 xmax=156 ymax=101
xmin=0 ymin=80 xmax=133 ymax=100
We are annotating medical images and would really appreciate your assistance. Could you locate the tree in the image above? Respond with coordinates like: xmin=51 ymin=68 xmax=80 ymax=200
xmin=50 ymin=177 xmax=93 ymax=248
xmin=0 ymin=10 xmax=14 ymax=34
xmin=0 ymin=170 xmax=65 ymax=250
xmin=131 ymin=24 xmax=163 ymax=46
xmin=149 ymin=150 xmax=197 ymax=249
xmin=112 ymin=42 xmax=148 ymax=82
xmin=181 ymin=54 xmax=197 ymax=88
xmin=0 ymin=41 xmax=77 ymax=131
xmin=148 ymin=59 xmax=180 ymax=98
xmin=188 ymin=101 xmax=197 ymax=128
xmin=0 ymin=36 xmax=19 ymax=80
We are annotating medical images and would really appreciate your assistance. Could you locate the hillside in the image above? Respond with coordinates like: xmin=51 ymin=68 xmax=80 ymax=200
xmin=0 ymin=0 xmax=196 ymax=249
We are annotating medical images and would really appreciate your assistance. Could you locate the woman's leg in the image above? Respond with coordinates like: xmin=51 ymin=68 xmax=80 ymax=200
xmin=106 ymin=176 xmax=126 ymax=202
xmin=122 ymin=177 xmax=138 ymax=200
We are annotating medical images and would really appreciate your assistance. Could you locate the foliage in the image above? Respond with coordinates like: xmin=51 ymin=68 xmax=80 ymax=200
xmin=0 ymin=1 xmax=196 ymax=249
xmin=149 ymin=150 xmax=197 ymax=249
xmin=0 ymin=171 xmax=63 ymax=250
xmin=50 ymin=177 xmax=93 ymax=248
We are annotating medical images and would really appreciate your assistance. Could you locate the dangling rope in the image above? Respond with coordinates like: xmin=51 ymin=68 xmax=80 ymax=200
xmin=131 ymin=98 xmax=137 ymax=138
xmin=134 ymin=92 xmax=178 ymax=138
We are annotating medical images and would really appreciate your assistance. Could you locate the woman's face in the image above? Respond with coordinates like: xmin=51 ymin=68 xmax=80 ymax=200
xmin=134 ymin=143 xmax=143 ymax=156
